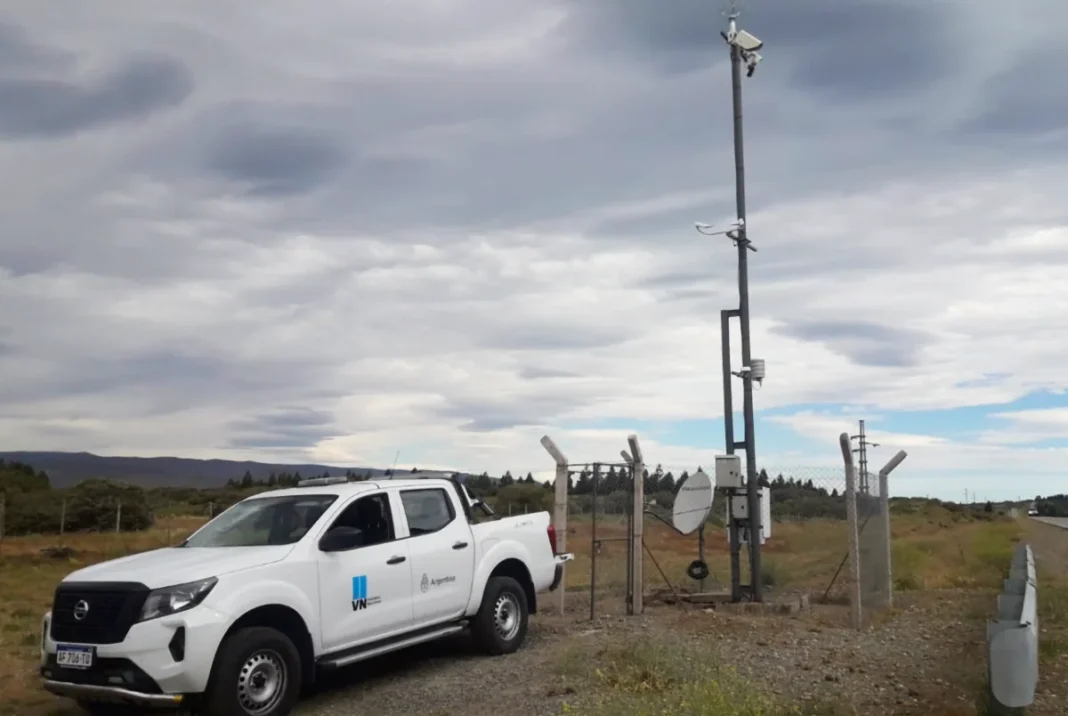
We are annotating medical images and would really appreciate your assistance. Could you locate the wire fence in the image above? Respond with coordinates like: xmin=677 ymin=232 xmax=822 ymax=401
xmin=2 ymin=455 xmax=897 ymax=625
xmin=0 ymin=499 xmax=211 ymax=559
xmin=557 ymin=463 xmax=869 ymax=611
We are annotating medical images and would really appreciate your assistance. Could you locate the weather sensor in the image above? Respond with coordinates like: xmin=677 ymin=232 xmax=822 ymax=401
xmin=695 ymin=218 xmax=744 ymax=237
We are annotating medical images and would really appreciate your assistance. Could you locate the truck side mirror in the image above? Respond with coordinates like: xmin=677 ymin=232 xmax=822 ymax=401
xmin=319 ymin=526 xmax=364 ymax=553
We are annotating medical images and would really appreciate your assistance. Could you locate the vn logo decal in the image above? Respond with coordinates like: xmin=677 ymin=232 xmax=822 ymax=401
xmin=351 ymin=575 xmax=382 ymax=611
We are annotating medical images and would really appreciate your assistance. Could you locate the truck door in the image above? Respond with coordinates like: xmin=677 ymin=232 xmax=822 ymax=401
xmin=399 ymin=486 xmax=475 ymax=626
xmin=315 ymin=491 xmax=414 ymax=653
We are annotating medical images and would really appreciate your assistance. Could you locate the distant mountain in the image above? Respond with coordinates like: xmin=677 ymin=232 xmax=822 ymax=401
xmin=0 ymin=451 xmax=467 ymax=489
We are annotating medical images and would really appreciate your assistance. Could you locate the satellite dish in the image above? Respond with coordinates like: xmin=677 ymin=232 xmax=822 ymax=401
xmin=672 ymin=469 xmax=714 ymax=535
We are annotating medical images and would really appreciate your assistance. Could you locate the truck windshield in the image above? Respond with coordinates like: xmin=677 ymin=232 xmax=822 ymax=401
xmin=182 ymin=495 xmax=338 ymax=547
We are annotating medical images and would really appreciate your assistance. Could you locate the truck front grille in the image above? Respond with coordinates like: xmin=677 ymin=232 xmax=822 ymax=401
xmin=50 ymin=582 xmax=150 ymax=645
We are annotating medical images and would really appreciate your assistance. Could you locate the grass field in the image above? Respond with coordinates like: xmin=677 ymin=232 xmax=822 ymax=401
xmin=0 ymin=506 xmax=1025 ymax=716
xmin=566 ymin=506 xmax=1022 ymax=606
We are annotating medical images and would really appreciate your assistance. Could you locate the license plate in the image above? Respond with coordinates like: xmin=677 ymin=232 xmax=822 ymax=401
xmin=56 ymin=645 xmax=94 ymax=669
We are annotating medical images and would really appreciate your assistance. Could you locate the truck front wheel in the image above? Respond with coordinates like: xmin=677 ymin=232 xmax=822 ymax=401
xmin=201 ymin=626 xmax=302 ymax=716
xmin=471 ymin=576 xmax=529 ymax=655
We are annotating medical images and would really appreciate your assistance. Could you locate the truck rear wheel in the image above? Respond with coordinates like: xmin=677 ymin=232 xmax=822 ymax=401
xmin=201 ymin=626 xmax=302 ymax=716
xmin=471 ymin=576 xmax=528 ymax=655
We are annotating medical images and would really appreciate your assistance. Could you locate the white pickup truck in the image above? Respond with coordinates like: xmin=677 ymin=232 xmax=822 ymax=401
xmin=39 ymin=475 xmax=571 ymax=715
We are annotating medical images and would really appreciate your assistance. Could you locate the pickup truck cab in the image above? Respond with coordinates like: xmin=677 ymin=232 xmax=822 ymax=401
xmin=40 ymin=475 xmax=571 ymax=715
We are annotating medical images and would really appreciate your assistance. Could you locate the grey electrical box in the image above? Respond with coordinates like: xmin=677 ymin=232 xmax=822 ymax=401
xmin=727 ymin=488 xmax=772 ymax=544
xmin=715 ymin=455 xmax=743 ymax=489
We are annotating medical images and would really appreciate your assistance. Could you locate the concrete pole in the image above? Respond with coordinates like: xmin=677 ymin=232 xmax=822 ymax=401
xmin=541 ymin=436 xmax=569 ymax=615
xmin=840 ymin=433 xmax=862 ymax=630
xmin=878 ymin=450 xmax=907 ymax=611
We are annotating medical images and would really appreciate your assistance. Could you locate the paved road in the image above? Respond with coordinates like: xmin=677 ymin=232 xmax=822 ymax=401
xmin=1032 ymin=516 xmax=1068 ymax=529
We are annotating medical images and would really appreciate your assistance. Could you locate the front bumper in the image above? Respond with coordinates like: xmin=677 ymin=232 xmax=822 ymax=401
xmin=42 ymin=680 xmax=184 ymax=708
xmin=40 ymin=603 xmax=229 ymax=700
xmin=549 ymin=553 xmax=574 ymax=592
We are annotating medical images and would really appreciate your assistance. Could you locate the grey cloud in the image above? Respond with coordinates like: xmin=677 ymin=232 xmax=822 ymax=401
xmin=773 ymin=320 xmax=930 ymax=367
xmin=0 ymin=351 xmax=347 ymax=416
xmin=0 ymin=20 xmax=74 ymax=73
xmin=475 ymin=318 xmax=630 ymax=352
xmin=439 ymin=395 xmax=566 ymax=433
xmin=0 ymin=52 xmax=193 ymax=139
xmin=957 ymin=45 xmax=1068 ymax=136
xmin=520 ymin=367 xmax=581 ymax=380
xmin=228 ymin=407 xmax=339 ymax=449
xmin=205 ymin=122 xmax=347 ymax=196
xmin=558 ymin=0 xmax=951 ymax=96
xmin=120 ymin=2 xmax=1056 ymax=246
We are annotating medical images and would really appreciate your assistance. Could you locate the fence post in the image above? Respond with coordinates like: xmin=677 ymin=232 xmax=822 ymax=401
xmin=840 ymin=432 xmax=862 ymax=630
xmin=60 ymin=499 xmax=67 ymax=537
xmin=115 ymin=501 xmax=122 ymax=533
xmin=879 ymin=470 xmax=892 ymax=609
xmin=541 ymin=436 xmax=569 ymax=615
xmin=877 ymin=450 xmax=907 ymax=611
xmin=628 ymin=435 xmax=644 ymax=615
xmin=0 ymin=496 xmax=5 ymax=553
xmin=590 ymin=463 xmax=599 ymax=620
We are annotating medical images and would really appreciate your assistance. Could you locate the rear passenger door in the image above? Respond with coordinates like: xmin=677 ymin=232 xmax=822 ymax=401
xmin=400 ymin=486 xmax=475 ymax=626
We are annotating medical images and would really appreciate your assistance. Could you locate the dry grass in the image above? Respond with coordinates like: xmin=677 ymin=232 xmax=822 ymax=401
xmin=0 ymin=515 xmax=204 ymax=715
xmin=553 ymin=631 xmax=842 ymax=716
xmin=562 ymin=508 xmax=1022 ymax=607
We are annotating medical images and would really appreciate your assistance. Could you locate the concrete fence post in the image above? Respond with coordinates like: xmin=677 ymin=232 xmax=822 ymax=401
xmin=541 ymin=435 xmax=569 ymax=615
xmin=840 ymin=432 xmax=862 ymax=630
xmin=876 ymin=450 xmax=906 ymax=611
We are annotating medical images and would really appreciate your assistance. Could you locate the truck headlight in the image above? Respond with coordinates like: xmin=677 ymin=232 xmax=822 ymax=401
xmin=139 ymin=577 xmax=218 ymax=622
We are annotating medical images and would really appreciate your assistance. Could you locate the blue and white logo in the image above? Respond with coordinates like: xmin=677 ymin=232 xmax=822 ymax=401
xmin=351 ymin=575 xmax=380 ymax=611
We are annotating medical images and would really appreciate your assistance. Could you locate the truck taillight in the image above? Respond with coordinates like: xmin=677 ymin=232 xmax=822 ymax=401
xmin=547 ymin=523 xmax=558 ymax=555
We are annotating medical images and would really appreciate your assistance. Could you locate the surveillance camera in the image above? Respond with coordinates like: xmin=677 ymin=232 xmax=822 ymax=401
xmin=731 ymin=29 xmax=763 ymax=53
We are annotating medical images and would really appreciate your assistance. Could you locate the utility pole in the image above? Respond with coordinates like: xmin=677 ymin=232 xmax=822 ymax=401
xmin=850 ymin=420 xmax=879 ymax=495
xmin=697 ymin=8 xmax=766 ymax=602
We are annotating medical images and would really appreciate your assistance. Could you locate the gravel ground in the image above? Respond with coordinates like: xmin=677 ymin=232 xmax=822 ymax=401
xmin=295 ymin=590 xmax=994 ymax=716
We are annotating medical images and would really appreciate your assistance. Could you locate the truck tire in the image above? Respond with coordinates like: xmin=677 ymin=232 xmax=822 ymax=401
xmin=200 ymin=626 xmax=302 ymax=716
xmin=471 ymin=575 xmax=528 ymax=655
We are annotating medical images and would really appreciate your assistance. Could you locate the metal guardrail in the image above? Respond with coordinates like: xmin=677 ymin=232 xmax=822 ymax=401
xmin=987 ymin=543 xmax=1038 ymax=712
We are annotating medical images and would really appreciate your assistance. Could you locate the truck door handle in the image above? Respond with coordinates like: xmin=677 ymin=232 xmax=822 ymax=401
xmin=452 ymin=541 xmax=469 ymax=550
xmin=386 ymin=555 xmax=406 ymax=565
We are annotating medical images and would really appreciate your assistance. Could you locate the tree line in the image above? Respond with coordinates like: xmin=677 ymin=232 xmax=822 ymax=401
xmin=1034 ymin=494 xmax=1068 ymax=517
xmin=0 ymin=459 xmax=153 ymax=535
xmin=1 ymin=456 xmax=853 ymax=537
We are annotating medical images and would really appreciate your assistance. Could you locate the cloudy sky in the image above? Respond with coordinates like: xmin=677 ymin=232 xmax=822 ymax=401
xmin=1 ymin=0 xmax=1066 ymax=501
